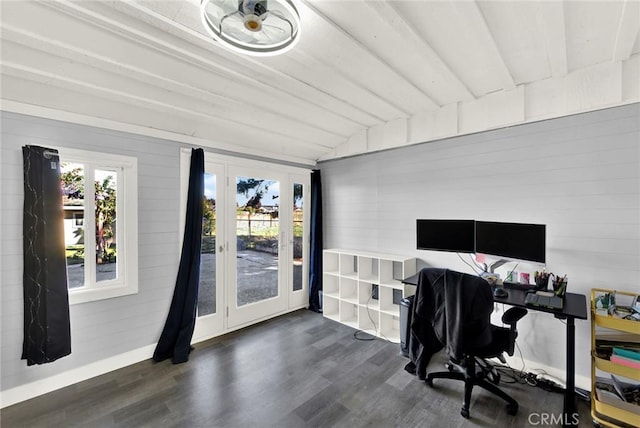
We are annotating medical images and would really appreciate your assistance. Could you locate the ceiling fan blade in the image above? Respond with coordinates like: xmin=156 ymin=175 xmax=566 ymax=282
xmin=262 ymin=24 xmax=285 ymax=34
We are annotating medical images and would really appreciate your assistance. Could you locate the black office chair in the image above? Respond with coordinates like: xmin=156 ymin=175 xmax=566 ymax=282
xmin=405 ymin=268 xmax=527 ymax=418
xmin=425 ymin=273 xmax=527 ymax=418
xmin=426 ymin=305 xmax=527 ymax=418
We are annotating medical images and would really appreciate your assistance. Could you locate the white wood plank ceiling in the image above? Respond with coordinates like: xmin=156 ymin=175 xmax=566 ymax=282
xmin=1 ymin=1 xmax=639 ymax=166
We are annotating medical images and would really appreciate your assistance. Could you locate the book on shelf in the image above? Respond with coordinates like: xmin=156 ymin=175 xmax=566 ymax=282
xmin=613 ymin=347 xmax=640 ymax=361
xmin=595 ymin=338 xmax=640 ymax=360
xmin=610 ymin=355 xmax=640 ymax=369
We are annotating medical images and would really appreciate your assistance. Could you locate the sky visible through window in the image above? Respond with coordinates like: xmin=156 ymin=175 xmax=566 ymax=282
xmin=205 ymin=174 xmax=282 ymax=207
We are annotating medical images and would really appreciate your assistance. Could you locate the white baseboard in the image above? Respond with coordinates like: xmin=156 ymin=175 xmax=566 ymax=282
xmin=0 ymin=306 xmax=309 ymax=409
xmin=3 ymin=307 xmax=588 ymax=410
xmin=1 ymin=350 xmax=591 ymax=410
xmin=0 ymin=344 xmax=155 ymax=409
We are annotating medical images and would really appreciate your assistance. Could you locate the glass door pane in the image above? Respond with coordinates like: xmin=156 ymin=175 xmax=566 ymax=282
xmin=292 ymin=182 xmax=303 ymax=292
xmin=235 ymin=176 xmax=280 ymax=307
xmin=198 ymin=172 xmax=217 ymax=316
xmin=193 ymin=159 xmax=224 ymax=340
xmin=228 ymin=167 xmax=287 ymax=328
xmin=287 ymin=173 xmax=309 ymax=309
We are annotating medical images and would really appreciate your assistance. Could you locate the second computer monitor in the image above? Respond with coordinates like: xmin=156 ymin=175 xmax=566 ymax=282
xmin=475 ymin=221 xmax=546 ymax=264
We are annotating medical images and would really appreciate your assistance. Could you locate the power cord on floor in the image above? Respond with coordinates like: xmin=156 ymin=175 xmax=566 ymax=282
xmin=353 ymin=286 xmax=389 ymax=342
xmin=486 ymin=359 xmax=590 ymax=403
xmin=353 ymin=330 xmax=376 ymax=341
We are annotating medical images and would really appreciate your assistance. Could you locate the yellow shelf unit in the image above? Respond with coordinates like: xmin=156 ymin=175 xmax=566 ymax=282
xmin=590 ymin=288 xmax=640 ymax=428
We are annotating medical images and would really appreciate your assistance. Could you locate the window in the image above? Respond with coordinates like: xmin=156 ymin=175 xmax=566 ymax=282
xmin=59 ymin=148 xmax=138 ymax=304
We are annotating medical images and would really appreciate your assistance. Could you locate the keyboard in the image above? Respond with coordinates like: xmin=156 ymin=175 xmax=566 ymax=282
xmin=525 ymin=292 xmax=564 ymax=310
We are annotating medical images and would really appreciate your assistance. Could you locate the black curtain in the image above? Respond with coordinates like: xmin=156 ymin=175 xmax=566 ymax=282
xmin=153 ymin=148 xmax=204 ymax=364
xmin=308 ymin=169 xmax=323 ymax=312
xmin=22 ymin=145 xmax=71 ymax=366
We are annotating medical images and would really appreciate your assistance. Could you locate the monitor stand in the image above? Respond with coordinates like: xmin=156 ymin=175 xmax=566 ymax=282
xmin=488 ymin=259 xmax=508 ymax=273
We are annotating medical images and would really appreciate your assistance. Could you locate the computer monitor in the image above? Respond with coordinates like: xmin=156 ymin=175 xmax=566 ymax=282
xmin=416 ymin=219 xmax=475 ymax=253
xmin=475 ymin=221 xmax=546 ymax=263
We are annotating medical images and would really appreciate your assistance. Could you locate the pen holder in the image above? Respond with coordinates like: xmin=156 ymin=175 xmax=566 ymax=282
xmin=535 ymin=276 xmax=550 ymax=290
xmin=553 ymin=279 xmax=567 ymax=296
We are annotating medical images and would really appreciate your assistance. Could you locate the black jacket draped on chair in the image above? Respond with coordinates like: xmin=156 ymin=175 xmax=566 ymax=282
xmin=406 ymin=268 xmax=494 ymax=379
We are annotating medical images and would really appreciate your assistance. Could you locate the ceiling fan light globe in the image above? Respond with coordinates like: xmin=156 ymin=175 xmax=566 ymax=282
xmin=243 ymin=14 xmax=262 ymax=32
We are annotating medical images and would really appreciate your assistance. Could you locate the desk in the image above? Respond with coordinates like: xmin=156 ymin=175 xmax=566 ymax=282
xmin=402 ymin=274 xmax=588 ymax=428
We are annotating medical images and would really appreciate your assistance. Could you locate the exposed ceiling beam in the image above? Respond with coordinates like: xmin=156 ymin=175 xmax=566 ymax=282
xmin=464 ymin=1 xmax=516 ymax=91
xmin=299 ymin=0 xmax=439 ymax=113
xmin=1 ymin=25 xmax=349 ymax=143
xmin=1 ymin=100 xmax=317 ymax=166
xmin=1 ymin=61 xmax=336 ymax=153
xmin=613 ymin=0 xmax=640 ymax=62
xmin=42 ymin=0 xmax=378 ymax=130
xmin=363 ymin=0 xmax=475 ymax=103
xmin=537 ymin=0 xmax=568 ymax=77
xmin=113 ymin=0 xmax=385 ymax=128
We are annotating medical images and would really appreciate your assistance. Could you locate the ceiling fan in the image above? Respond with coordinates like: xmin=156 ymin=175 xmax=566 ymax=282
xmin=200 ymin=0 xmax=301 ymax=56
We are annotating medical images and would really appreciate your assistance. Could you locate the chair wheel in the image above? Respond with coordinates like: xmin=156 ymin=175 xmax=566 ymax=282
xmin=506 ymin=403 xmax=518 ymax=415
xmin=461 ymin=408 xmax=470 ymax=419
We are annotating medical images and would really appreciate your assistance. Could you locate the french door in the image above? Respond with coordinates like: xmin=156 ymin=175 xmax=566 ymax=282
xmin=227 ymin=166 xmax=288 ymax=327
xmin=189 ymin=152 xmax=309 ymax=341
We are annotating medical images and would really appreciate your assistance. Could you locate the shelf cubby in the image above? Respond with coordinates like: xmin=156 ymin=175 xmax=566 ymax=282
xmin=358 ymin=305 xmax=378 ymax=335
xmin=379 ymin=286 xmax=400 ymax=316
xmin=322 ymin=274 xmax=339 ymax=299
xmin=339 ymin=253 xmax=358 ymax=278
xmin=358 ymin=257 xmax=378 ymax=282
xmin=339 ymin=277 xmax=358 ymax=304
xmin=323 ymin=295 xmax=339 ymax=322
xmin=358 ymin=281 xmax=379 ymax=308
xmin=324 ymin=251 xmax=339 ymax=275
xmin=339 ymin=300 xmax=358 ymax=328
xmin=380 ymin=312 xmax=401 ymax=343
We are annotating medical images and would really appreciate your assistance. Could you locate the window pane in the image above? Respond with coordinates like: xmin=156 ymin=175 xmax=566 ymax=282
xmin=236 ymin=176 xmax=279 ymax=306
xmin=199 ymin=172 xmax=217 ymax=316
xmin=62 ymin=162 xmax=85 ymax=289
xmin=293 ymin=183 xmax=303 ymax=291
xmin=95 ymin=169 xmax=117 ymax=283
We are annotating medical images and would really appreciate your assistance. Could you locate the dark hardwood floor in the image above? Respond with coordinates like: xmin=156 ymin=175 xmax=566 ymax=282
xmin=1 ymin=309 xmax=591 ymax=427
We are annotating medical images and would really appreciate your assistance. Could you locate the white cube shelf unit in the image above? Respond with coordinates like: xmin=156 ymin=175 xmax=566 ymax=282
xmin=322 ymin=249 xmax=416 ymax=343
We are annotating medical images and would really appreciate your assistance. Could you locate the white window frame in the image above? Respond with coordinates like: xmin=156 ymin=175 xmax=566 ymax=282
xmin=58 ymin=147 xmax=138 ymax=304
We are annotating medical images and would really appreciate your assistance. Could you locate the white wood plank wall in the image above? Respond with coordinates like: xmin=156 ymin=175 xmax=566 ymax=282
xmin=319 ymin=103 xmax=640 ymax=387
xmin=0 ymin=112 xmax=183 ymax=403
